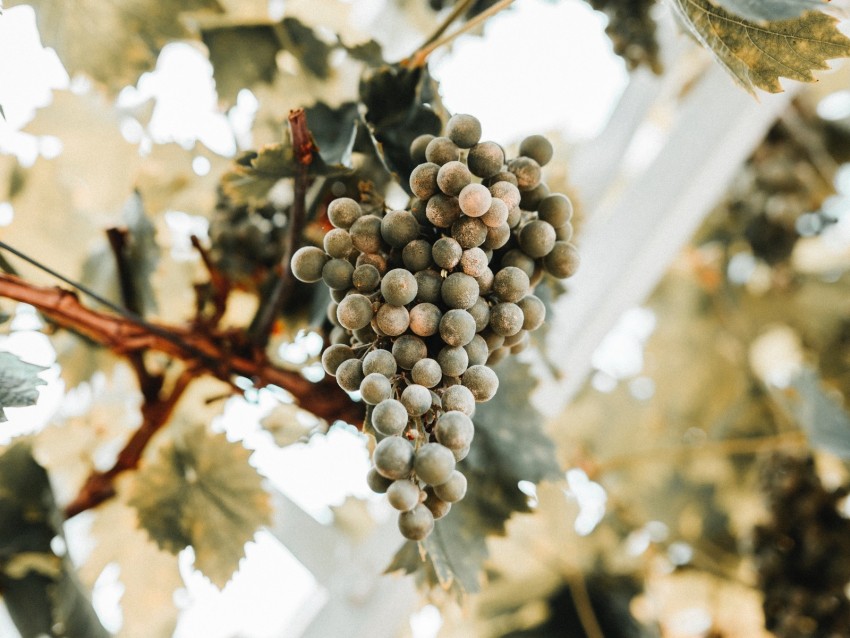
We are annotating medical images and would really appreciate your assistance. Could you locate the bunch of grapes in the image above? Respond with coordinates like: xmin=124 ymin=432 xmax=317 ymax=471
xmin=291 ymin=113 xmax=579 ymax=540
xmin=753 ymin=454 xmax=850 ymax=638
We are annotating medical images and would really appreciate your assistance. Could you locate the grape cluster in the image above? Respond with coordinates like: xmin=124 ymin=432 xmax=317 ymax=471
xmin=291 ymin=113 xmax=579 ymax=540
xmin=753 ymin=454 xmax=850 ymax=638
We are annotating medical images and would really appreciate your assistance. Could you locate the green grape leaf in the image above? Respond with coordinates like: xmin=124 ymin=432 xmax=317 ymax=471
xmin=0 ymin=442 xmax=109 ymax=638
xmin=341 ymin=38 xmax=385 ymax=67
xmin=777 ymin=368 xmax=850 ymax=459
xmin=202 ymin=24 xmax=281 ymax=106
xmin=305 ymin=101 xmax=362 ymax=167
xmin=671 ymin=0 xmax=850 ymax=93
xmin=127 ymin=422 xmax=271 ymax=588
xmin=8 ymin=0 xmax=223 ymax=91
xmin=278 ymin=17 xmax=333 ymax=79
xmin=0 ymin=352 xmax=48 ymax=423
xmin=712 ymin=0 xmax=829 ymax=22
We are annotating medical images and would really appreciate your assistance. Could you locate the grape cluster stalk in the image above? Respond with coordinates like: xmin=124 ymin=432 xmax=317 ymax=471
xmin=291 ymin=113 xmax=579 ymax=540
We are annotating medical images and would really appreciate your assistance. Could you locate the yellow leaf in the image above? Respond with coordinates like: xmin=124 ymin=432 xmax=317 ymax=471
xmin=672 ymin=0 xmax=850 ymax=93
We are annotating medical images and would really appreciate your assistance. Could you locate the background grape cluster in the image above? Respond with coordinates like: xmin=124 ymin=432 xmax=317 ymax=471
xmin=291 ymin=113 xmax=579 ymax=540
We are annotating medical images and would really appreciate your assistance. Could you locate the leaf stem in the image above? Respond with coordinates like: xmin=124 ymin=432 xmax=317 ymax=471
xmin=565 ymin=572 xmax=605 ymax=638
xmin=417 ymin=0 xmax=477 ymax=52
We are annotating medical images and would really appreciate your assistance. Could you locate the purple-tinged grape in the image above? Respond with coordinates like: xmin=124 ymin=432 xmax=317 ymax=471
xmin=321 ymin=344 xmax=355 ymax=376
xmin=398 ymin=504 xmax=434 ymax=540
xmin=458 ymin=183 xmax=492 ymax=218
xmin=375 ymin=303 xmax=410 ymax=336
xmin=426 ymin=193 xmax=462 ymax=228
xmin=489 ymin=180 xmax=521 ymax=209
xmin=441 ymin=384 xmax=476 ymax=416
xmin=432 ymin=237 xmax=463 ymax=270
xmin=291 ymin=246 xmax=329 ymax=283
xmin=415 ymin=443 xmax=456 ymax=485
xmin=492 ymin=266 xmax=530 ymax=303
xmin=381 ymin=269 xmax=418 ymax=306
xmin=543 ymin=241 xmax=580 ymax=278
xmin=352 ymin=263 xmax=381 ymax=292
xmin=387 ymin=480 xmax=422 ymax=511
xmin=462 ymin=364 xmax=499 ymax=402
xmin=367 ymin=466 xmax=393 ymax=494
xmin=508 ymin=156 xmax=542 ymax=191
xmin=425 ymin=136 xmax=461 ymax=165
xmin=363 ymin=348 xmax=397 ymax=377
xmin=489 ymin=302 xmax=524 ymax=337
xmin=327 ymin=197 xmax=362 ymax=229
xmin=519 ymin=220 xmax=556 ymax=258
xmin=392 ymin=335 xmax=427 ymax=370
xmin=381 ymin=210 xmax=420 ymax=248
xmin=374 ymin=436 xmax=414 ymax=479
xmin=538 ymin=193 xmax=573 ymax=228
xmin=322 ymin=258 xmax=354 ymax=290
xmin=467 ymin=141 xmax=504 ymax=178
xmin=441 ymin=272 xmax=479 ymax=309
xmin=517 ymin=295 xmax=546 ymax=331
xmin=360 ymin=372 xmax=393 ymax=405
xmin=446 ymin=113 xmax=482 ymax=149
xmin=323 ymin=228 xmax=353 ymax=258
xmin=437 ymin=345 xmax=469 ymax=378
xmin=412 ymin=358 xmax=443 ymax=388
xmin=519 ymin=134 xmax=554 ymax=166
xmin=423 ymin=488 xmax=451 ymax=519
xmin=409 ymin=162 xmax=440 ymax=200
xmin=409 ymin=302 xmax=442 ymax=337
xmin=401 ymin=383 xmax=432 ymax=416
xmin=437 ymin=160 xmax=472 ymax=196
xmin=372 ymin=399 xmax=408 ymax=436
xmin=337 ymin=294 xmax=374 ymax=330
xmin=349 ymin=214 xmax=384 ymax=254
xmin=439 ymin=309 xmax=477 ymax=347
xmin=435 ymin=411 xmax=474 ymax=450
xmin=433 ymin=470 xmax=467 ymax=503
xmin=336 ymin=358 xmax=365 ymax=392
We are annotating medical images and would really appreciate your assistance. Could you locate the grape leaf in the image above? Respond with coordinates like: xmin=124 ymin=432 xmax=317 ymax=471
xmin=671 ymin=0 xmax=850 ymax=93
xmin=712 ymin=0 xmax=829 ymax=22
xmin=305 ymin=101 xmax=362 ymax=168
xmin=0 ymin=442 xmax=109 ymax=638
xmin=9 ymin=0 xmax=223 ymax=91
xmin=0 ymin=352 xmax=48 ymax=423
xmin=202 ymin=24 xmax=282 ymax=105
xmin=278 ymin=17 xmax=333 ymax=79
xmin=127 ymin=421 xmax=271 ymax=588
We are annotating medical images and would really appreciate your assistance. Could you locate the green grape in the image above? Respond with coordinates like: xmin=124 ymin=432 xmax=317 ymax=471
xmin=402 ymin=239 xmax=433 ymax=272
xmin=374 ymin=436 xmax=414 ymax=480
xmin=439 ymin=308 xmax=477 ymax=347
xmin=352 ymin=263 xmax=381 ymax=293
xmin=520 ymin=181 xmax=550 ymax=211
xmin=323 ymin=228 xmax=353 ymax=259
xmin=475 ymin=267 xmax=494 ymax=295
xmin=433 ymin=470 xmax=467 ymax=503
xmin=508 ymin=156 xmax=542 ymax=191
xmin=458 ymin=183 xmax=492 ymax=218
xmin=367 ymin=466 xmax=393 ymax=494
xmin=411 ymin=358 xmax=443 ymax=388
xmin=398 ymin=504 xmax=434 ymax=540
xmin=425 ymin=136 xmax=461 ymax=165
xmin=481 ymin=197 xmax=509 ymax=228
xmin=321 ymin=344 xmax=355 ymax=376
xmin=436 ymin=160 xmax=473 ymax=196
xmin=538 ymin=193 xmax=573 ymax=228
xmin=489 ymin=302 xmax=524 ymax=337
xmin=467 ymin=141 xmax=505 ymax=178
xmin=409 ymin=162 xmax=440 ymax=200
xmin=401 ymin=383 xmax=433 ymax=416
xmin=360 ymin=372 xmax=393 ymax=405
xmin=445 ymin=113 xmax=482 ymax=149
xmin=414 ymin=443 xmax=456 ymax=485
xmin=459 ymin=247 xmax=488 ymax=278
xmin=426 ymin=193 xmax=462 ymax=228
xmin=392 ymin=334 xmax=427 ymax=370
xmin=327 ymin=197 xmax=363 ymax=229
xmin=322 ymin=258 xmax=355 ymax=290
xmin=451 ymin=216 xmax=488 ymax=249
xmin=437 ymin=345 xmax=469 ymax=378
xmin=410 ymin=134 xmax=435 ymax=164
xmin=468 ymin=297 xmax=491 ymax=332
xmin=387 ymin=480 xmax=422 ymax=512
xmin=414 ymin=269 xmax=443 ymax=304
xmin=407 ymin=302 xmax=441 ymax=337
xmin=380 ymin=210 xmax=420 ymax=248
xmin=464 ymin=333 xmax=489 ymax=366
xmin=336 ymin=358 xmax=365 ymax=392
xmin=462 ymin=364 xmax=499 ymax=402
xmin=517 ymin=295 xmax=546 ymax=331
xmin=363 ymin=348 xmax=397 ymax=377
xmin=336 ymin=294 xmax=374 ymax=330
xmin=291 ymin=246 xmax=329 ymax=283
xmin=372 ymin=398 xmax=408 ymax=436
xmin=543 ymin=241 xmax=580 ymax=278
xmin=481 ymin=223 xmax=510 ymax=250
xmin=423 ymin=488 xmax=451 ymax=519
xmin=375 ymin=303 xmax=410 ymax=337
xmin=501 ymin=249 xmax=536 ymax=278
xmin=441 ymin=384 xmax=476 ymax=416
xmin=489 ymin=180 xmax=521 ymax=209
xmin=432 ymin=237 xmax=463 ymax=270
xmin=519 ymin=220 xmax=556 ymax=258
xmin=493 ymin=266 xmax=530 ymax=303
xmin=441 ymin=272 xmax=479 ymax=309
xmin=381 ymin=269 xmax=418 ymax=306
xmin=519 ymin=134 xmax=554 ymax=166
xmin=349 ymin=214 xmax=384 ymax=254
xmin=434 ymin=411 xmax=474 ymax=450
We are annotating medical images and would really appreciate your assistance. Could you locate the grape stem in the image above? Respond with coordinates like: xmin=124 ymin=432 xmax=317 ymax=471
xmin=416 ymin=0 xmax=477 ymax=52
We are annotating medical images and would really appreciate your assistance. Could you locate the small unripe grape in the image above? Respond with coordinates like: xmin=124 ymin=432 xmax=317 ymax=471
xmin=493 ymin=266 xmax=529 ymax=303
xmin=321 ymin=344 xmax=355 ymax=376
xmin=387 ymin=480 xmax=422 ymax=511
xmin=401 ymin=383 xmax=433 ymax=416
xmin=519 ymin=220 xmax=556 ymax=258
xmin=459 ymin=247 xmax=488 ymax=277
xmin=462 ymin=365 xmax=499 ymax=402
xmin=398 ymin=504 xmax=434 ymax=540
xmin=367 ymin=466 xmax=393 ymax=494
xmin=517 ymin=295 xmax=546 ymax=331
xmin=409 ymin=302 xmax=442 ymax=337
xmin=433 ymin=470 xmax=467 ymax=503
xmin=392 ymin=335 xmax=427 ymax=370
xmin=543 ymin=241 xmax=580 ymax=278
xmin=451 ymin=216 xmax=487 ymax=249
xmin=402 ymin=239 xmax=433 ymax=272
xmin=508 ymin=156 xmax=542 ymax=191
xmin=441 ymin=384 xmax=476 ymax=416
xmin=520 ymin=182 xmax=549 ymax=211
xmin=446 ymin=113 xmax=482 ymax=149
xmin=481 ymin=197 xmax=509 ymax=228
xmin=291 ymin=246 xmax=329 ymax=283
xmin=467 ymin=141 xmax=504 ymax=178
xmin=381 ymin=269 xmax=418 ymax=306
xmin=410 ymin=134 xmax=435 ymax=164
xmin=437 ymin=160 xmax=472 ymax=196
xmin=538 ymin=193 xmax=573 ymax=228
xmin=363 ymin=348 xmax=397 ymax=377
xmin=481 ymin=223 xmax=510 ymax=251
xmin=458 ymin=183 xmax=492 ymax=218
xmin=437 ymin=345 xmax=469 ymax=378
xmin=432 ymin=237 xmax=462 ymax=270
xmin=374 ymin=436 xmax=414 ymax=479
xmin=423 ymin=488 xmax=451 ymax=519
xmin=519 ymin=134 xmax=554 ymax=166
xmin=409 ymin=162 xmax=440 ymax=200
xmin=323 ymin=228 xmax=352 ymax=258
xmin=435 ymin=411 xmax=474 ymax=450
xmin=337 ymin=294 xmax=374 ymax=330
xmin=440 ymin=309 xmax=477 ymax=347
xmin=327 ymin=197 xmax=362 ymax=229
xmin=489 ymin=180 xmax=521 ymax=209
xmin=372 ymin=399 xmax=408 ymax=436
xmin=336 ymin=358 xmax=365 ymax=392
xmin=425 ymin=136 xmax=461 ymax=165
xmin=412 ymin=358 xmax=443 ymax=388
xmin=415 ymin=443 xmax=456 ymax=486
xmin=349 ymin=214 xmax=384 ymax=254
xmin=489 ymin=302 xmax=524 ymax=337
xmin=414 ymin=269 xmax=443 ymax=304
xmin=426 ymin=193 xmax=462 ymax=228
xmin=464 ymin=333 xmax=489 ymax=366
xmin=468 ymin=297 xmax=491 ymax=332
xmin=441 ymin=272 xmax=479 ymax=309
xmin=322 ymin=258 xmax=354 ymax=290
xmin=352 ymin=263 xmax=381 ymax=292
xmin=360 ymin=372 xmax=392 ymax=405
xmin=502 ymin=249 xmax=536 ymax=278
xmin=381 ymin=210 xmax=420 ymax=248
xmin=375 ymin=303 xmax=410 ymax=336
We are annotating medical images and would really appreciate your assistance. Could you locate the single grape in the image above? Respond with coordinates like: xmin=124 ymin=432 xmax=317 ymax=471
xmin=441 ymin=384 xmax=476 ymax=416
xmin=352 ymin=263 xmax=381 ymax=292
xmin=503 ymin=329 xmax=527 ymax=347
xmin=464 ymin=333 xmax=489 ymax=366
xmin=432 ymin=237 xmax=463 ymax=270
xmin=517 ymin=295 xmax=546 ymax=331
xmin=336 ymin=294 xmax=374 ymax=330
xmin=387 ymin=480 xmax=422 ymax=512
xmin=414 ymin=443 xmax=456 ymax=486
xmin=402 ymin=239 xmax=433 ymax=272
xmin=481 ymin=197 xmax=509 ymax=228
xmin=481 ymin=223 xmax=510 ymax=250
xmin=556 ymin=222 xmax=574 ymax=242
xmin=381 ymin=269 xmax=418 ymax=306
xmin=489 ymin=180 xmax=521 ymax=209
xmin=372 ymin=399 xmax=408 ymax=436
xmin=291 ymin=246 xmax=329 ymax=283
xmin=327 ymin=197 xmax=362 ymax=229
xmin=483 ymin=170 xmax=518 ymax=187
xmin=520 ymin=182 xmax=550 ymax=211
xmin=329 ymin=326 xmax=348 ymax=345
xmin=392 ymin=334 xmax=427 ymax=370
xmin=488 ymin=346 xmax=510 ymax=366
xmin=352 ymin=324 xmax=377 ymax=345
xmin=441 ymin=272 xmax=479 ymax=309
xmin=336 ymin=358 xmax=365 ymax=392
xmin=401 ymin=383 xmax=432 ymax=416
xmin=381 ymin=210 xmax=420 ymax=248
xmin=543 ymin=241 xmax=580 ymax=278
xmin=409 ymin=302 xmax=442 ymax=337
xmin=435 ymin=411 xmax=474 ymax=450
xmin=518 ymin=220 xmax=557 ymax=258
xmin=360 ymin=372 xmax=393 ymax=405
xmin=475 ymin=267 xmax=494 ymax=295
xmin=468 ymin=297 xmax=491 ymax=332
xmin=411 ymin=358 xmax=443 ymax=388
xmin=451 ymin=216 xmax=488 ymax=249
xmin=356 ymin=251 xmax=387 ymax=274
xmin=467 ymin=141 xmax=505 ymax=178
xmin=409 ymin=162 xmax=440 ymax=200
xmin=462 ymin=365 xmax=499 ymax=402
xmin=322 ymin=258 xmax=354 ymax=290
xmin=437 ymin=345 xmax=469 ymax=378
xmin=439 ymin=309 xmax=477 ymax=347
xmin=398 ymin=504 xmax=434 ymax=540
xmin=410 ymin=197 xmax=429 ymax=225
xmin=321 ymin=344 xmax=355 ymax=376
xmin=481 ymin=329 xmax=505 ymax=352
xmin=323 ymin=228 xmax=352 ymax=259
xmin=375 ymin=303 xmax=410 ymax=336
xmin=367 ymin=466 xmax=393 ymax=494
xmin=423 ymin=489 xmax=451 ymax=519
xmin=446 ymin=113 xmax=482 ymax=149
xmin=519 ymin=134 xmax=554 ymax=166
xmin=374 ymin=436 xmax=414 ymax=480
xmin=349 ymin=214 xmax=384 ymax=254
xmin=426 ymin=193 xmax=462 ymax=228
xmin=492 ymin=266 xmax=530 ymax=303
xmin=538 ymin=193 xmax=573 ymax=228
xmin=459 ymin=247 xmax=488 ymax=278
xmin=414 ymin=269 xmax=443 ymax=304
xmin=410 ymin=134 xmax=435 ymax=164
xmin=425 ymin=136 xmax=461 ymax=165
xmin=458 ymin=183 xmax=492 ymax=218
xmin=508 ymin=156 xmax=542 ymax=191
xmin=501 ymin=249 xmax=536 ymax=278
xmin=363 ymin=348 xmax=397 ymax=377
xmin=433 ymin=470 xmax=467 ymax=503
xmin=437 ymin=160 xmax=473 ymax=196
xmin=506 ymin=203 xmax=523 ymax=228
xmin=510 ymin=331 xmax=530 ymax=354
xmin=489 ymin=302 xmax=524 ymax=337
